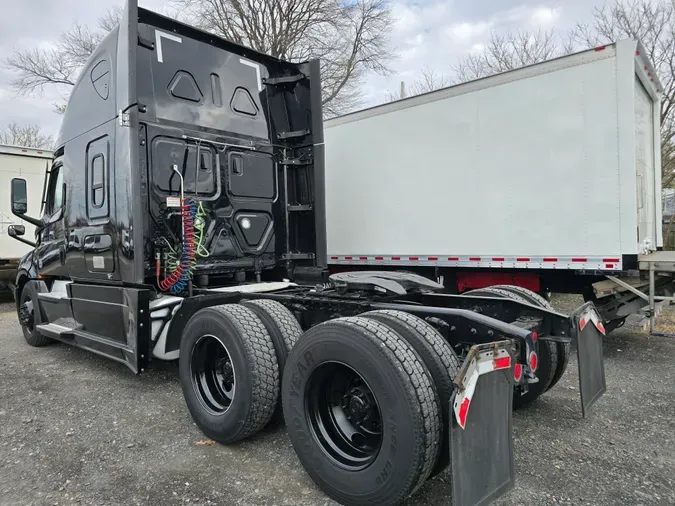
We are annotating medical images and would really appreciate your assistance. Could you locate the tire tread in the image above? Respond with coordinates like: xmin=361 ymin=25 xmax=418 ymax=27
xmin=209 ymin=304 xmax=279 ymax=439
xmin=241 ymin=299 xmax=302 ymax=354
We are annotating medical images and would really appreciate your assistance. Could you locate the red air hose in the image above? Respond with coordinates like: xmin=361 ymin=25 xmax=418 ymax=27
xmin=159 ymin=199 xmax=196 ymax=292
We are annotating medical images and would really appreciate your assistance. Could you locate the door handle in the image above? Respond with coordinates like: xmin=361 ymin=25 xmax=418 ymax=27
xmin=59 ymin=244 xmax=66 ymax=265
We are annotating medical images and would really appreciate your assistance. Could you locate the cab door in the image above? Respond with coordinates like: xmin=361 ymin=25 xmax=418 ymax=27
xmin=36 ymin=162 xmax=67 ymax=277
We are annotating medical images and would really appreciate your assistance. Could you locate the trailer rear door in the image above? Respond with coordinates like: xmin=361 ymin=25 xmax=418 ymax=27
xmin=635 ymin=76 xmax=657 ymax=249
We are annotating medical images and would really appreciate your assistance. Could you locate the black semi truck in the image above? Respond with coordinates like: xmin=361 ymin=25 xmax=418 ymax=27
xmin=7 ymin=2 xmax=607 ymax=505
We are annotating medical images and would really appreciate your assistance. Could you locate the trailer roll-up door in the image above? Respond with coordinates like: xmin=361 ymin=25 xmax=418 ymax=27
xmin=635 ymin=76 xmax=658 ymax=250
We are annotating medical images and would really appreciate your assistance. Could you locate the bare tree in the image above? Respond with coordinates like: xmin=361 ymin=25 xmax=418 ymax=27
xmin=4 ymin=7 xmax=122 ymax=111
xmin=0 ymin=123 xmax=54 ymax=149
xmin=452 ymin=30 xmax=575 ymax=82
xmin=174 ymin=0 xmax=395 ymax=115
xmin=409 ymin=66 xmax=451 ymax=95
xmin=386 ymin=66 xmax=451 ymax=102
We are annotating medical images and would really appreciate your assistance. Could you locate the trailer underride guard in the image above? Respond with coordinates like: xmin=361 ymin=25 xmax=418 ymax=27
xmin=7 ymin=2 xmax=607 ymax=505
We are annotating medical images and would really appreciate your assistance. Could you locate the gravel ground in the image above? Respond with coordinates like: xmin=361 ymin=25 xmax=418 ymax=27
xmin=0 ymin=295 xmax=674 ymax=506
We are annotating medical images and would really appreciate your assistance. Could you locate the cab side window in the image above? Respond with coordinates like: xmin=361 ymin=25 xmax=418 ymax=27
xmin=45 ymin=165 xmax=64 ymax=216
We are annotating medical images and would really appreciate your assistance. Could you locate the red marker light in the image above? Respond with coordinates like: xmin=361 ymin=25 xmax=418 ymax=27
xmin=531 ymin=332 xmax=538 ymax=342
xmin=514 ymin=363 xmax=523 ymax=382
xmin=493 ymin=356 xmax=511 ymax=370
xmin=528 ymin=352 xmax=538 ymax=372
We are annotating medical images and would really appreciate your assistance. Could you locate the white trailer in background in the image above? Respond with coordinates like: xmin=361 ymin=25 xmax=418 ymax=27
xmin=325 ymin=39 xmax=675 ymax=333
xmin=0 ymin=144 xmax=51 ymax=295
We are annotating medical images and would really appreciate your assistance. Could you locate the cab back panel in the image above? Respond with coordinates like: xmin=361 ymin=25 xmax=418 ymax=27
xmin=136 ymin=10 xmax=323 ymax=280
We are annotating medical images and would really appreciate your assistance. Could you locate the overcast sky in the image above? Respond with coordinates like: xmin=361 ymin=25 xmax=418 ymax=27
xmin=0 ymin=0 xmax=610 ymax=139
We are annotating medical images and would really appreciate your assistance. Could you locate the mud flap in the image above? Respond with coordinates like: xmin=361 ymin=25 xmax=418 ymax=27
xmin=571 ymin=302 xmax=606 ymax=417
xmin=448 ymin=343 xmax=515 ymax=506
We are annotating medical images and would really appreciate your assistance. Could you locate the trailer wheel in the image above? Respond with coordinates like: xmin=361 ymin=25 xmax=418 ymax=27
xmin=362 ymin=310 xmax=459 ymax=449
xmin=488 ymin=285 xmax=571 ymax=392
xmin=283 ymin=317 xmax=441 ymax=505
xmin=464 ymin=287 xmax=558 ymax=409
xmin=179 ymin=304 xmax=279 ymax=444
xmin=17 ymin=281 xmax=50 ymax=347
xmin=241 ymin=299 xmax=302 ymax=421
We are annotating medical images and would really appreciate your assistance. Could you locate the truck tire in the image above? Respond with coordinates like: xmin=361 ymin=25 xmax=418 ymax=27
xmin=240 ymin=299 xmax=302 ymax=422
xmin=490 ymin=285 xmax=571 ymax=393
xmin=17 ymin=281 xmax=50 ymax=347
xmin=464 ymin=287 xmax=558 ymax=409
xmin=362 ymin=310 xmax=459 ymax=436
xmin=240 ymin=299 xmax=302 ymax=375
xmin=179 ymin=304 xmax=279 ymax=444
xmin=283 ymin=317 xmax=441 ymax=505
xmin=488 ymin=284 xmax=552 ymax=309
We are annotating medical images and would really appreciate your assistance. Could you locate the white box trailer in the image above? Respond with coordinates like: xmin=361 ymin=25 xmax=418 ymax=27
xmin=0 ymin=144 xmax=51 ymax=292
xmin=326 ymin=39 xmax=661 ymax=269
xmin=325 ymin=39 xmax=675 ymax=332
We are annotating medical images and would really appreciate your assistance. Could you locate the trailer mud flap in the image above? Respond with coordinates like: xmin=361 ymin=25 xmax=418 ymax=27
xmin=448 ymin=343 xmax=515 ymax=506
xmin=571 ymin=302 xmax=607 ymax=417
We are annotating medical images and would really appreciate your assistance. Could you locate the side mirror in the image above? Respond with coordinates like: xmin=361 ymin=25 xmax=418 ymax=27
xmin=8 ymin=224 xmax=35 ymax=248
xmin=10 ymin=177 xmax=42 ymax=228
xmin=7 ymin=224 xmax=25 ymax=237
xmin=11 ymin=178 xmax=28 ymax=215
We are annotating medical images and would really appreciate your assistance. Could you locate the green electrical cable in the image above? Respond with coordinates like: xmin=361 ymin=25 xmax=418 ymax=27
xmin=195 ymin=202 xmax=210 ymax=258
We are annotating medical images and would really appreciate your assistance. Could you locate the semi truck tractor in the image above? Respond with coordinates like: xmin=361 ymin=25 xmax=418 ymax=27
xmin=325 ymin=39 xmax=675 ymax=336
xmin=7 ymin=2 xmax=607 ymax=505
xmin=0 ymin=144 xmax=51 ymax=297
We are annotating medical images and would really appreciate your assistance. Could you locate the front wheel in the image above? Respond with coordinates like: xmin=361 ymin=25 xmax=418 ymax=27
xmin=283 ymin=317 xmax=441 ymax=505
xmin=17 ymin=281 xmax=50 ymax=347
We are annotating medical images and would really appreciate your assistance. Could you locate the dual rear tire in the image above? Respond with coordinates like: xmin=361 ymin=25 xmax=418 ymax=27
xmin=179 ymin=302 xmax=459 ymax=505
xmin=463 ymin=285 xmax=571 ymax=408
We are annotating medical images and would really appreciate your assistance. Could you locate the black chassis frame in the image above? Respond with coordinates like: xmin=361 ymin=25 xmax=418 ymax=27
xmin=163 ymin=288 xmax=563 ymax=366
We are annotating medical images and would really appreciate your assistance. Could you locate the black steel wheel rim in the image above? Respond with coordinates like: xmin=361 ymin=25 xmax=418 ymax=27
xmin=306 ymin=362 xmax=383 ymax=471
xmin=190 ymin=334 xmax=236 ymax=415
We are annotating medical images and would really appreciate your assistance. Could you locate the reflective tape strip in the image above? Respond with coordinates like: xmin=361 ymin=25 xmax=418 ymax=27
xmin=580 ymin=307 xmax=607 ymax=335
xmin=328 ymin=255 xmax=623 ymax=271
